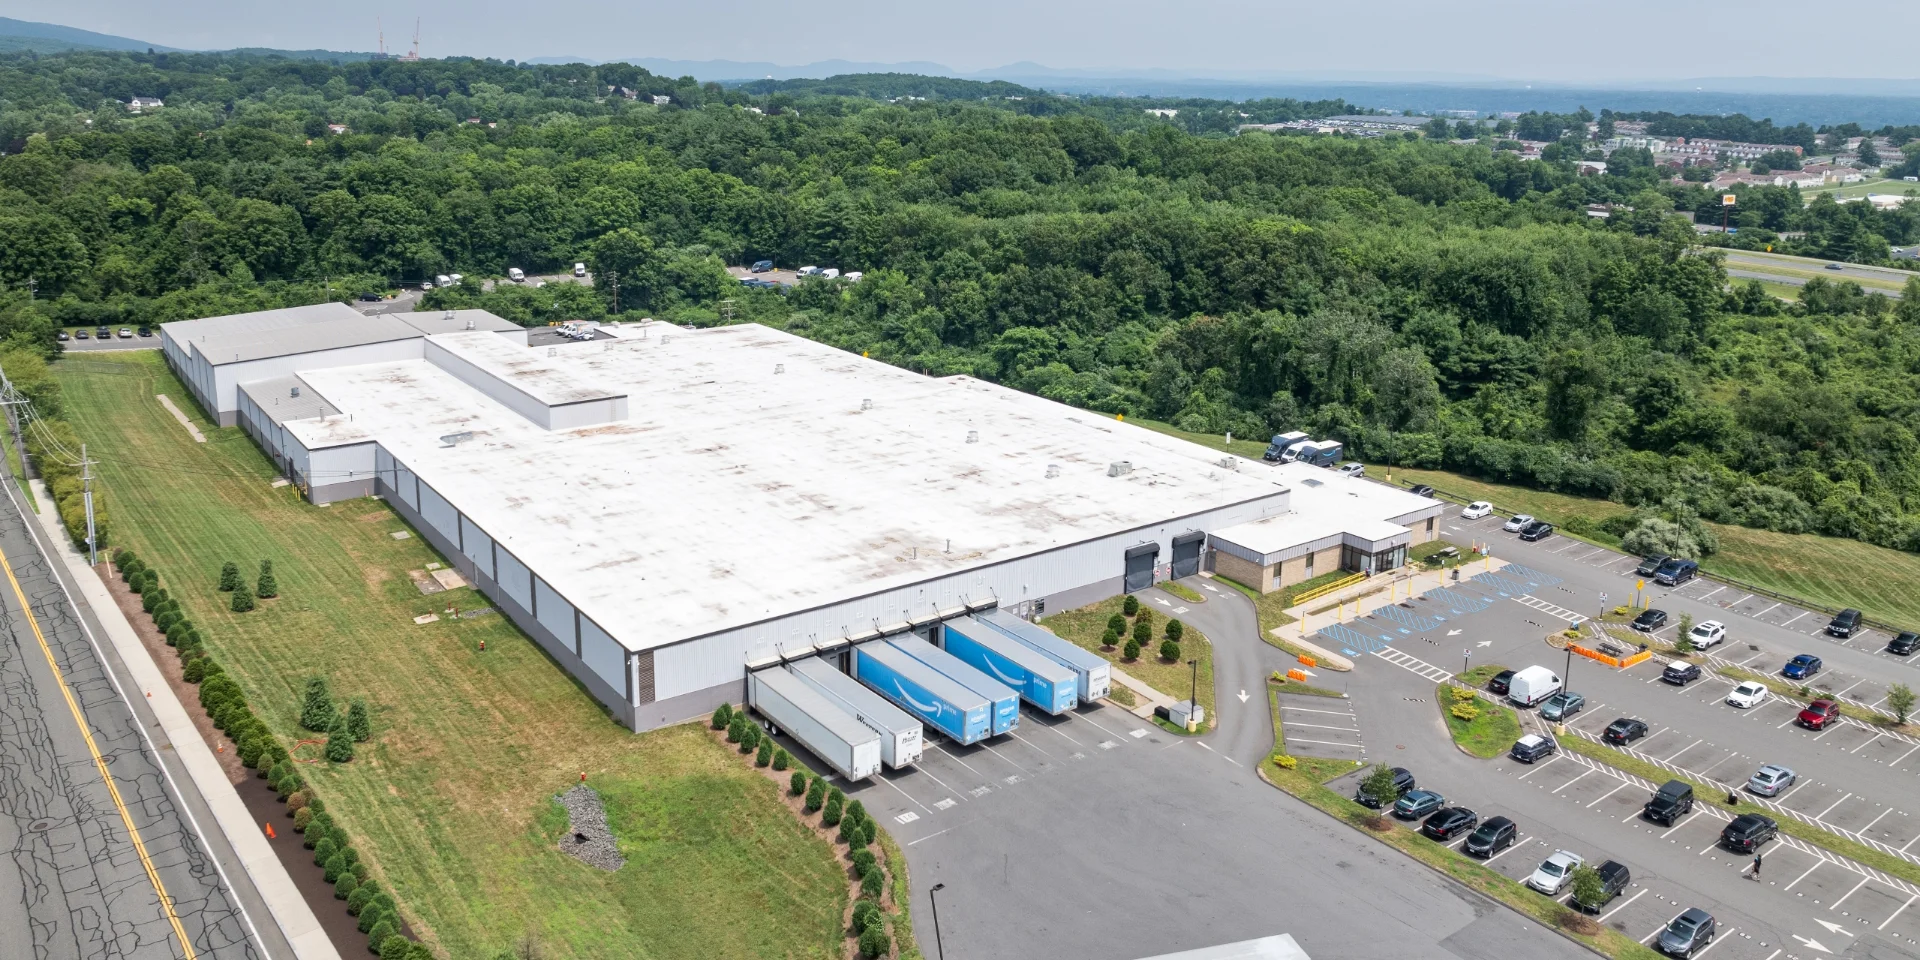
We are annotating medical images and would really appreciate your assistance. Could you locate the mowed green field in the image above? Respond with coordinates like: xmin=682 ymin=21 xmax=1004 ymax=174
xmin=54 ymin=354 xmax=846 ymax=959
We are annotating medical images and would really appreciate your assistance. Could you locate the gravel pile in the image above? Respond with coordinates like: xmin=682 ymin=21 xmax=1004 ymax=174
xmin=554 ymin=785 xmax=625 ymax=872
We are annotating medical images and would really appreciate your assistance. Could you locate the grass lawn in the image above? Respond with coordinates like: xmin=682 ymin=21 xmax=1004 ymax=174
xmin=1214 ymin=570 xmax=1357 ymax=667
xmin=1041 ymin=595 xmax=1214 ymax=727
xmin=54 ymin=353 xmax=847 ymax=960
xmin=1437 ymin=683 xmax=1522 ymax=759
xmin=1161 ymin=580 xmax=1205 ymax=603
xmin=1803 ymin=179 xmax=1920 ymax=203
xmin=1458 ymin=664 xmax=1508 ymax=688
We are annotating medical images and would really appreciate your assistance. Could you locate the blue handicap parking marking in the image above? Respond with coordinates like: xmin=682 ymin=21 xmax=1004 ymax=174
xmin=1502 ymin=563 xmax=1563 ymax=588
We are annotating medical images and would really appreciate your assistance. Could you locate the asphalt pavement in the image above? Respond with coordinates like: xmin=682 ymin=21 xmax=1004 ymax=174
xmin=0 ymin=481 xmax=268 ymax=960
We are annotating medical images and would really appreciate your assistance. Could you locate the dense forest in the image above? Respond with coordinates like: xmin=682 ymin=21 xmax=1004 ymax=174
xmin=4 ymin=51 xmax=1920 ymax=556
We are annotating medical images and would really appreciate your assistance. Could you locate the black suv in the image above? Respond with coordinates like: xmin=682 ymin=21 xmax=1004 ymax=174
xmin=1574 ymin=860 xmax=1631 ymax=913
xmin=1891 ymin=632 xmax=1920 ymax=656
xmin=1603 ymin=718 xmax=1648 ymax=745
xmin=1421 ymin=807 xmax=1479 ymax=841
xmin=1462 ymin=816 xmax=1517 ymax=858
xmin=1661 ymin=662 xmax=1702 ymax=685
xmin=1636 ymin=555 xmax=1672 ymax=577
xmin=1827 ymin=608 xmax=1864 ymax=638
xmin=1645 ymin=780 xmax=1694 ymax=825
xmin=1487 ymin=669 xmax=1515 ymax=696
xmin=1631 ymin=608 xmax=1668 ymax=632
xmin=1721 ymin=813 xmax=1777 ymax=852
xmin=1355 ymin=767 xmax=1415 ymax=808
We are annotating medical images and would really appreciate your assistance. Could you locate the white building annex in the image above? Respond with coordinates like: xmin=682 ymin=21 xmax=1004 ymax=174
xmin=164 ymin=307 xmax=1442 ymax=731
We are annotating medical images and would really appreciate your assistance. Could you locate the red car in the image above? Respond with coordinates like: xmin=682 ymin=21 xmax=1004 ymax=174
xmin=1798 ymin=699 xmax=1840 ymax=730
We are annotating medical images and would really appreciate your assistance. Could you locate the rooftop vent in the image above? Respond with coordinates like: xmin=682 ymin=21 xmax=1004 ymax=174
xmin=1302 ymin=478 xmax=1323 ymax=487
xmin=438 ymin=431 xmax=474 ymax=448
xmin=1107 ymin=461 xmax=1132 ymax=477
xmin=1046 ymin=464 xmax=1061 ymax=479
xmin=966 ymin=430 xmax=978 ymax=444
xmin=290 ymin=386 xmax=301 ymax=398
xmin=860 ymin=398 xmax=873 ymax=411
xmin=775 ymin=363 xmax=785 ymax=374
xmin=464 ymin=319 xmax=475 ymax=331
xmin=1217 ymin=457 xmax=1238 ymax=471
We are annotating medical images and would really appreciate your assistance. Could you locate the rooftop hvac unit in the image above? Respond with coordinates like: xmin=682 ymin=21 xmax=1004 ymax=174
xmin=1107 ymin=461 xmax=1133 ymax=477
xmin=966 ymin=430 xmax=978 ymax=444
xmin=439 ymin=431 xmax=474 ymax=448
xmin=290 ymin=386 xmax=301 ymax=398
xmin=1046 ymin=464 xmax=1060 ymax=479
xmin=775 ymin=363 xmax=785 ymax=374
xmin=860 ymin=398 xmax=873 ymax=411
xmin=1217 ymin=456 xmax=1238 ymax=470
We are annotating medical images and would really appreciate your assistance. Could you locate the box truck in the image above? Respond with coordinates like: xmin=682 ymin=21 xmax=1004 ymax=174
xmin=747 ymin=667 xmax=882 ymax=781
xmin=1283 ymin=440 xmax=1345 ymax=467
xmin=890 ymin=635 xmax=1020 ymax=736
xmin=1505 ymin=665 xmax=1563 ymax=707
xmin=789 ymin=656 xmax=924 ymax=769
xmin=977 ymin=608 xmax=1112 ymax=701
xmin=941 ymin=617 xmax=1078 ymax=715
xmin=1263 ymin=431 xmax=1311 ymax=462
xmin=854 ymin=641 xmax=993 ymax=745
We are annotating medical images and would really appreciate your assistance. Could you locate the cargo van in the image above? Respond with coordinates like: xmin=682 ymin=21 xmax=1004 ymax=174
xmin=1263 ymin=431 xmax=1310 ymax=462
xmin=1506 ymin=665 xmax=1562 ymax=707
xmin=573 ymin=262 xmax=587 ymax=277
xmin=508 ymin=267 xmax=525 ymax=282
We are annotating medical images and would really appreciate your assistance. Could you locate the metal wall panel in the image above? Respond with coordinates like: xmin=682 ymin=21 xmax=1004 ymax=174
xmin=495 ymin=546 xmax=532 ymax=611
xmin=579 ymin=618 xmax=627 ymax=694
xmin=459 ymin=515 xmax=494 ymax=579
xmin=418 ymin=481 xmax=459 ymax=543
xmin=533 ymin=577 xmax=576 ymax=651
xmin=394 ymin=463 xmax=419 ymax=509
xmin=376 ymin=447 xmax=394 ymax=489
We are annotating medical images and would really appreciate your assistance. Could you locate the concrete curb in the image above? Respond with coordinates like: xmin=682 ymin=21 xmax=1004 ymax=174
xmin=27 ymin=482 xmax=342 ymax=960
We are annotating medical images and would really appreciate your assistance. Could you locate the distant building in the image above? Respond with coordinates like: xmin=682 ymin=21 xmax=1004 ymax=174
xmin=125 ymin=97 xmax=163 ymax=113
xmin=1577 ymin=161 xmax=1608 ymax=176
xmin=326 ymin=124 xmax=349 ymax=135
xmin=651 ymin=94 xmax=672 ymax=106
xmin=1145 ymin=108 xmax=1179 ymax=118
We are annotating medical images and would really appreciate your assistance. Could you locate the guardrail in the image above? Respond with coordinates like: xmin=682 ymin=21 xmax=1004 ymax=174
xmin=1289 ymin=571 xmax=1367 ymax=607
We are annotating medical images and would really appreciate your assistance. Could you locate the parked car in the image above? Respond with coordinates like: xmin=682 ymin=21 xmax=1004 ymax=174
xmin=1525 ymin=850 xmax=1585 ymax=895
xmin=447 ymin=274 xmax=463 ymax=285
xmin=1421 ymin=807 xmax=1479 ymax=841
xmin=1631 ymin=608 xmax=1668 ymax=632
xmin=435 ymin=274 xmax=453 ymax=286
xmin=419 ymin=281 xmax=434 ymax=290
xmin=1657 ymin=908 xmax=1717 ymax=957
xmin=1686 ymin=620 xmax=1726 ymax=649
xmin=1644 ymin=780 xmax=1694 ymax=825
xmin=1502 ymin=514 xmax=1535 ymax=533
xmin=1827 ymin=608 xmax=1863 ymax=638
xmin=357 ymin=292 xmax=382 ymax=302
xmin=94 ymin=325 xmax=110 ymax=338
xmin=1636 ymin=555 xmax=1672 ymax=577
xmin=1335 ymin=462 xmax=1365 ymax=477
xmin=1654 ymin=558 xmax=1699 ymax=586
xmin=117 ymin=327 xmax=133 ymax=338
xmin=1462 ymin=501 xmax=1493 ymax=519
xmin=1408 ymin=484 xmax=1435 ymax=498
xmin=1603 ymin=718 xmax=1649 ymax=745
xmin=1462 ymin=816 xmax=1518 ymax=858
xmin=1574 ymin=861 xmax=1631 ymax=913
xmin=1510 ymin=733 xmax=1557 ymax=763
xmin=1721 ymin=813 xmax=1778 ymax=852
xmin=1486 ymin=669 xmax=1515 ymax=696
xmin=1891 ymin=632 xmax=1920 ymax=656
xmin=1355 ymin=767 xmax=1415 ymax=808
xmin=1747 ymin=764 xmax=1796 ymax=797
xmin=1826 ymin=262 xmax=1845 ymax=270
xmin=1393 ymin=789 xmax=1446 ymax=820
xmin=74 ymin=330 xmax=89 ymax=339
xmin=1518 ymin=520 xmax=1555 ymax=542
xmin=1506 ymin=665 xmax=1562 ymax=707
xmin=749 ymin=260 xmax=774 ymax=273
xmin=137 ymin=326 xmax=152 ymax=337
xmin=1782 ymin=654 xmax=1823 ymax=680
xmin=55 ymin=331 xmax=68 ymax=341
xmin=1726 ymin=681 xmax=1769 ymax=709
xmin=1540 ymin=691 xmax=1585 ymax=721
xmin=1661 ymin=662 xmax=1701 ymax=685
xmin=1798 ymin=700 xmax=1840 ymax=730
xmin=573 ymin=262 xmax=587 ymax=277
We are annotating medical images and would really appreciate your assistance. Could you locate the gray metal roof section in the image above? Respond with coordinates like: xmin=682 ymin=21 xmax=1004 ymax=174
xmin=397 ymin=310 xmax=525 ymax=336
xmin=161 ymin=302 xmax=361 ymax=350
xmin=206 ymin=314 xmax=424 ymax=366
xmin=238 ymin=375 xmax=338 ymax=426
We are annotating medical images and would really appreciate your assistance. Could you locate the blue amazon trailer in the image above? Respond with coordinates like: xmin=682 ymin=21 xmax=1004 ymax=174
xmin=941 ymin=616 xmax=1078 ymax=715
xmin=854 ymin=640 xmax=993 ymax=745
xmin=892 ymin=635 xmax=1020 ymax=736
xmin=977 ymin=607 xmax=1113 ymax=702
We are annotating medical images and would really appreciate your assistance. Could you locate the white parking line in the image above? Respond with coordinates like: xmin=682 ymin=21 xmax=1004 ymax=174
xmin=1603 ymin=554 xmax=1636 ymax=567
xmin=1696 ymin=752 xmax=1739 ymax=777
xmin=1665 ymin=738 xmax=1704 ymax=763
xmin=1691 ymin=927 xmax=1734 ymax=958
xmin=1484 ymin=836 xmax=1534 ymax=865
xmin=1784 ymin=860 xmax=1823 ymax=891
xmin=1553 ymin=770 xmax=1594 ymax=793
xmin=1041 ymin=723 xmax=1083 ymax=747
xmin=1282 ymin=706 xmax=1359 ymax=717
xmin=981 ymin=741 xmax=1032 ymax=775
xmin=1729 ymin=593 xmax=1753 ymax=607
xmin=1892 ymin=743 xmax=1920 ymax=769
xmin=1816 ymin=792 xmax=1854 ymax=819
xmin=1286 ymin=737 xmax=1366 ymax=749
xmin=1864 ymin=807 xmax=1894 ymax=833
xmin=1738 ymin=653 xmax=1766 ymax=667
xmin=878 ymin=774 xmax=936 ymax=815
xmin=1599 ymin=888 xmax=1646 ymax=922
xmin=909 ymin=765 xmax=966 ymax=802
xmin=1516 ymin=758 xmax=1560 ymax=780
xmin=1287 ymin=721 xmax=1362 ymax=733
xmin=1781 ymin=611 xmax=1808 ymax=627
xmin=1813 ymin=725 xmax=1841 ymax=741
xmin=1880 ymin=893 xmax=1917 ymax=931
xmin=1852 ymin=731 xmax=1886 ymax=754
xmin=1589 ymin=782 xmax=1631 ymax=808
xmin=1830 ymin=875 xmax=1872 ymax=911
xmin=1836 ymin=677 xmax=1868 ymax=697
xmin=1075 ymin=713 xmax=1132 ymax=742
xmin=1699 ymin=585 xmax=1726 ymax=601
xmin=934 ymin=744 xmax=988 ymax=777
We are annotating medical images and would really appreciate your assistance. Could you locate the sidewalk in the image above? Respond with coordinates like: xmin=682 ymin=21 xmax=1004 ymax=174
xmin=27 ymin=482 xmax=341 ymax=960
xmin=1109 ymin=665 xmax=1178 ymax=719
xmin=1273 ymin=557 xmax=1514 ymax=658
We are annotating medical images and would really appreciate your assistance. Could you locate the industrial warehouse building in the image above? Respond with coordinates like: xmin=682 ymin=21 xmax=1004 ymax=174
xmin=163 ymin=306 xmax=1447 ymax=731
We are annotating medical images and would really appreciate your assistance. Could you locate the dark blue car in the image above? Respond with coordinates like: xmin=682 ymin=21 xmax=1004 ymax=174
xmin=1782 ymin=655 xmax=1823 ymax=680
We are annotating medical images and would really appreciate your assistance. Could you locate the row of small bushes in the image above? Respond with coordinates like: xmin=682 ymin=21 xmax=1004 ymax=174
xmin=712 ymin=703 xmax=897 ymax=958
xmin=1102 ymin=598 xmax=1184 ymax=662
xmin=113 ymin=547 xmax=425 ymax=958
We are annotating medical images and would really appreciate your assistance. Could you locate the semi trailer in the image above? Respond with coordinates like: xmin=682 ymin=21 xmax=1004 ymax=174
xmin=941 ymin=616 xmax=1079 ymax=715
xmin=789 ymin=656 xmax=924 ymax=769
xmin=891 ymin=635 xmax=1021 ymax=736
xmin=854 ymin=640 xmax=994 ymax=745
xmin=978 ymin=607 xmax=1113 ymax=702
xmin=747 ymin=666 xmax=883 ymax=781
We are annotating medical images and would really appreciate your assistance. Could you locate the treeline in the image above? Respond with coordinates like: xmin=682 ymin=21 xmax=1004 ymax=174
xmin=5 ymin=49 xmax=1920 ymax=554
xmin=0 ymin=347 xmax=104 ymax=547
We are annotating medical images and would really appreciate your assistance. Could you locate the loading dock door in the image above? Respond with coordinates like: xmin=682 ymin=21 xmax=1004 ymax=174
xmin=1124 ymin=543 xmax=1159 ymax=592
xmin=1171 ymin=532 xmax=1204 ymax=579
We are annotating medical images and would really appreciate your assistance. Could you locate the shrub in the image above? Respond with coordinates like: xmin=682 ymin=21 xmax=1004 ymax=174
xmin=219 ymin=561 xmax=240 ymax=592
xmin=286 ymin=790 xmax=311 ymax=815
xmin=230 ymin=581 xmax=255 ymax=613
xmin=1123 ymin=594 xmax=1139 ymax=616
xmin=739 ymin=723 xmax=760 ymax=753
xmin=1136 ymin=609 xmax=1152 ymax=629
xmin=142 ymin=587 xmax=168 ymax=613
xmin=858 ymin=924 xmax=890 ymax=958
xmin=301 ymin=678 xmax=335 ymax=732
xmin=755 ymin=740 xmax=773 ymax=767
xmin=804 ymin=776 xmax=825 ymax=813
xmin=1272 ymin=754 xmax=1297 ymax=769
xmin=851 ymin=898 xmax=881 ymax=934
xmin=155 ymin=610 xmax=181 ymax=633
xmin=851 ymin=849 xmax=878 ymax=877
xmin=256 ymin=560 xmax=278 ymax=599
xmin=304 ymin=812 xmax=334 ymax=841
xmin=323 ymin=853 xmax=348 ymax=883
xmin=293 ymin=807 xmax=315 ymax=832
xmin=859 ymin=868 xmax=883 ymax=899
xmin=726 ymin=715 xmax=745 ymax=743
xmin=182 ymin=658 xmax=210 ymax=683
xmin=711 ymin=704 xmax=732 ymax=729
xmin=112 ymin=548 xmax=132 ymax=568
xmin=822 ymin=793 xmax=844 ymax=827
xmin=326 ymin=716 xmax=355 ymax=763
xmin=1107 ymin=613 xmax=1127 ymax=634
xmin=119 ymin=556 xmax=143 ymax=581
xmin=1133 ymin=619 xmax=1152 ymax=645
xmin=1450 ymin=703 xmax=1480 ymax=722
xmin=366 ymin=918 xmax=396 ymax=951
xmin=1159 ymin=639 xmax=1181 ymax=662
xmin=846 ymin=799 xmax=866 ymax=825
xmin=347 ymin=699 xmax=371 ymax=742
xmin=127 ymin=566 xmax=148 ymax=592
xmin=379 ymin=937 xmax=411 ymax=960
xmin=790 ymin=771 xmax=808 ymax=796
xmin=358 ymin=904 xmax=389 ymax=934
xmin=772 ymin=749 xmax=790 ymax=771
xmin=1123 ymin=639 xmax=1141 ymax=660
xmin=1449 ymin=687 xmax=1477 ymax=703
xmin=313 ymin=837 xmax=339 ymax=866
xmin=1100 ymin=627 xmax=1119 ymax=648
xmin=347 ymin=885 xmax=377 ymax=916
xmin=1166 ymin=619 xmax=1184 ymax=641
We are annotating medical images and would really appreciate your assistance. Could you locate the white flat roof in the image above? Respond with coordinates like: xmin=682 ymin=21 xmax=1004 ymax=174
xmin=294 ymin=324 xmax=1286 ymax=652
xmin=430 ymin=330 xmax=624 ymax=405
xmin=1210 ymin=462 xmax=1441 ymax=560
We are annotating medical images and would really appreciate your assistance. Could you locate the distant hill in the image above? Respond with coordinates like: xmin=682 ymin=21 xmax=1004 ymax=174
xmin=0 ymin=16 xmax=174 ymax=53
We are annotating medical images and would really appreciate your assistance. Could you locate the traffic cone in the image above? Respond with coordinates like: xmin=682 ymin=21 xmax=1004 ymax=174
xmin=264 ymin=823 xmax=276 ymax=839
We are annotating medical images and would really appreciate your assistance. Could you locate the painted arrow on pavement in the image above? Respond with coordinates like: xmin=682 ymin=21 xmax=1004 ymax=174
xmin=1814 ymin=920 xmax=1854 ymax=938
xmin=1793 ymin=935 xmax=1833 ymax=954
xmin=1446 ymin=629 xmax=1463 ymax=636
xmin=1237 ymin=690 xmax=1249 ymax=703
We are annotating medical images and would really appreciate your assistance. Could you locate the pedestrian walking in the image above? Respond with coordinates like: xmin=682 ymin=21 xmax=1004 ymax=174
xmin=1750 ymin=852 xmax=1763 ymax=880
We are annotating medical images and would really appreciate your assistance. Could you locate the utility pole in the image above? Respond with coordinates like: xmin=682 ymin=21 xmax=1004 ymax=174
xmin=0 ymin=367 xmax=29 ymax=483
xmin=80 ymin=443 xmax=98 ymax=566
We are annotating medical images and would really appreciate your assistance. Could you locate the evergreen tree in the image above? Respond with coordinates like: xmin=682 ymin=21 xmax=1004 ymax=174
xmin=219 ymin=561 xmax=240 ymax=591
xmin=326 ymin=715 xmax=355 ymax=763
xmin=1132 ymin=618 xmax=1152 ymax=646
xmin=804 ymin=775 xmax=826 ymax=812
xmin=256 ymin=559 xmax=278 ymax=598
xmin=367 ymin=918 xmax=397 ymax=951
xmin=790 ymin=770 xmax=808 ymax=795
xmin=772 ymin=748 xmax=790 ymax=771
xmin=1123 ymin=594 xmax=1139 ymax=616
xmin=1100 ymin=627 xmax=1119 ymax=648
xmin=1166 ymin=619 xmax=1184 ymax=641
xmin=755 ymin=739 xmax=772 ymax=767
xmin=822 ymin=792 xmax=843 ymax=827
xmin=301 ymin=678 xmax=335 ymax=732
xmin=1123 ymin=639 xmax=1141 ymax=660
xmin=1159 ymin=639 xmax=1182 ymax=662
xmin=710 ymin=703 xmax=732 ymax=729
xmin=347 ymin=884 xmax=377 ymax=916
xmin=858 ymin=924 xmax=890 ymax=958
xmin=230 ymin=580 xmax=255 ymax=613
xmin=1107 ymin=612 xmax=1127 ymax=634
xmin=347 ymin=699 xmax=371 ymax=742
xmin=379 ymin=937 xmax=411 ymax=960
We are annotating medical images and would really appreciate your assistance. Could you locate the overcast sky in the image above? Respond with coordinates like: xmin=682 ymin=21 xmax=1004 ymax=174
xmin=14 ymin=0 xmax=1920 ymax=81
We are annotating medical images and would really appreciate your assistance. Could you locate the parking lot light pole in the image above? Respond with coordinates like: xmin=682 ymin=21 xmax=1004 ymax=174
xmin=929 ymin=883 xmax=946 ymax=960
xmin=1188 ymin=659 xmax=1199 ymax=731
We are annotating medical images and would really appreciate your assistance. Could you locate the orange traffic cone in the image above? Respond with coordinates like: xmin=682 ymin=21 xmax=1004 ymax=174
xmin=264 ymin=823 xmax=276 ymax=839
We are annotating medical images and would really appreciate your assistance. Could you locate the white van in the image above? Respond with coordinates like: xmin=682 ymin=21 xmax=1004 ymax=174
xmin=822 ymin=268 xmax=841 ymax=279
xmin=508 ymin=267 xmax=525 ymax=283
xmin=435 ymin=274 xmax=453 ymax=287
xmin=845 ymin=271 xmax=864 ymax=282
xmin=1506 ymin=665 xmax=1563 ymax=707
xmin=573 ymin=262 xmax=587 ymax=278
